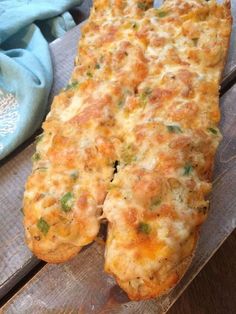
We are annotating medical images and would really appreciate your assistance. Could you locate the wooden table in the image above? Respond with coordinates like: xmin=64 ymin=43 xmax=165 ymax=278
xmin=0 ymin=1 xmax=235 ymax=313
xmin=169 ymin=229 xmax=236 ymax=314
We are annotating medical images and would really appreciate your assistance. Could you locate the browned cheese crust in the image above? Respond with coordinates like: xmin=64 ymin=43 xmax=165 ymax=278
xmin=23 ymin=0 xmax=232 ymax=299
xmin=101 ymin=0 xmax=232 ymax=300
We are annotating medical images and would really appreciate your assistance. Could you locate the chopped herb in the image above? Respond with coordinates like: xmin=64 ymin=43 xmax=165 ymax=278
xmin=208 ymin=127 xmax=218 ymax=135
xmin=192 ymin=38 xmax=199 ymax=46
xmin=34 ymin=167 xmax=47 ymax=172
xmin=140 ymin=88 xmax=152 ymax=106
xmin=64 ymin=80 xmax=79 ymax=91
xmin=124 ymin=88 xmax=133 ymax=96
xmin=32 ymin=152 xmax=41 ymax=162
xmin=60 ymin=192 xmax=74 ymax=212
xmin=123 ymin=153 xmax=136 ymax=164
xmin=35 ymin=134 xmax=43 ymax=144
xmin=87 ymin=72 xmax=93 ymax=78
xmin=150 ymin=198 xmax=161 ymax=210
xmin=122 ymin=144 xmax=136 ymax=164
xmin=183 ymin=164 xmax=193 ymax=176
xmin=108 ymin=183 xmax=119 ymax=190
xmin=20 ymin=208 xmax=24 ymax=216
xmin=95 ymin=63 xmax=100 ymax=69
xmin=167 ymin=125 xmax=182 ymax=133
xmin=140 ymin=93 xmax=147 ymax=103
xmin=37 ymin=218 xmax=50 ymax=235
xmin=137 ymin=2 xmax=148 ymax=10
xmin=38 ymin=193 xmax=46 ymax=200
xmin=132 ymin=22 xmax=138 ymax=29
xmin=157 ymin=11 xmax=168 ymax=18
xmin=143 ymin=87 xmax=152 ymax=96
xmin=118 ymin=99 xmax=125 ymax=107
xmin=138 ymin=222 xmax=151 ymax=235
xmin=70 ymin=171 xmax=79 ymax=181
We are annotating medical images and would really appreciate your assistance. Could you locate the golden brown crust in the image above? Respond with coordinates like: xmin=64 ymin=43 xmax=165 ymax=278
xmin=114 ymin=230 xmax=198 ymax=300
xmin=31 ymin=242 xmax=81 ymax=264
xmin=219 ymin=0 xmax=233 ymax=81
xmin=23 ymin=0 xmax=232 ymax=300
xmin=103 ymin=0 xmax=232 ymax=300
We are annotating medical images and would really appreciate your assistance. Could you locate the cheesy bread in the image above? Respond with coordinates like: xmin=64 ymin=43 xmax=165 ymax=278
xmin=23 ymin=0 xmax=232 ymax=300
xmin=23 ymin=0 xmax=154 ymax=263
xmin=102 ymin=0 xmax=232 ymax=300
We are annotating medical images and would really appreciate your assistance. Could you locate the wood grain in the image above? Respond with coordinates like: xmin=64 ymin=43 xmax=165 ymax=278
xmin=0 ymin=0 xmax=236 ymax=309
xmin=0 ymin=144 xmax=37 ymax=300
xmin=70 ymin=0 xmax=93 ymax=24
xmin=2 ymin=82 xmax=236 ymax=314
xmin=168 ymin=229 xmax=236 ymax=314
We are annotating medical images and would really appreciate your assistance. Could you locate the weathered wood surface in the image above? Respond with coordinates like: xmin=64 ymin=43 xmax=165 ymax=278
xmin=0 ymin=0 xmax=236 ymax=309
xmin=70 ymin=0 xmax=93 ymax=24
xmin=2 ymin=82 xmax=236 ymax=314
xmin=49 ymin=0 xmax=93 ymax=101
xmin=0 ymin=144 xmax=36 ymax=301
xmin=169 ymin=230 xmax=236 ymax=314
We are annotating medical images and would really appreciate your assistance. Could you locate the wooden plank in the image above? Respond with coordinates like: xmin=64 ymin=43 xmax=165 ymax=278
xmin=49 ymin=0 xmax=93 ymax=101
xmin=0 ymin=144 xmax=37 ymax=301
xmin=1 ymin=0 xmax=236 ymax=306
xmin=168 ymin=230 xmax=236 ymax=314
xmin=70 ymin=0 xmax=93 ymax=24
xmin=2 ymin=83 xmax=236 ymax=314
xmin=49 ymin=24 xmax=83 ymax=104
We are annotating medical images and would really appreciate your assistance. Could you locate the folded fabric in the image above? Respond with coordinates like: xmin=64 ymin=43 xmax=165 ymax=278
xmin=0 ymin=0 xmax=83 ymax=160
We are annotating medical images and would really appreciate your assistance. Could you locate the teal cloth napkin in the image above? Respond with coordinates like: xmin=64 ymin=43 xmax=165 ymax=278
xmin=0 ymin=0 xmax=83 ymax=160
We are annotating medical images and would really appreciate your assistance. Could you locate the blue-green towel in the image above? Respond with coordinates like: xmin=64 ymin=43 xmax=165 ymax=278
xmin=0 ymin=0 xmax=83 ymax=160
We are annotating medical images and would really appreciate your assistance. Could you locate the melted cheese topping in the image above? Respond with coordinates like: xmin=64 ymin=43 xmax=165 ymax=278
xmin=100 ymin=0 xmax=231 ymax=300
xmin=23 ymin=0 xmax=231 ymax=297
